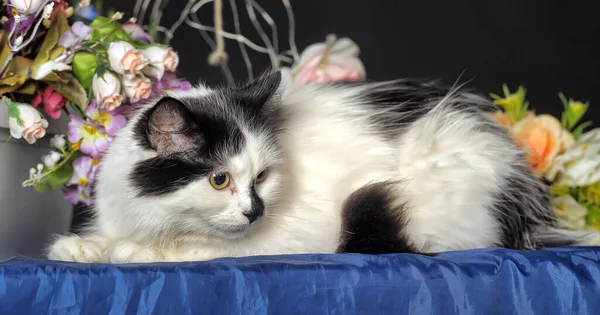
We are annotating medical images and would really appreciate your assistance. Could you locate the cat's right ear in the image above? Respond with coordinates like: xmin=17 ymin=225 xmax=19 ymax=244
xmin=146 ymin=97 xmax=198 ymax=156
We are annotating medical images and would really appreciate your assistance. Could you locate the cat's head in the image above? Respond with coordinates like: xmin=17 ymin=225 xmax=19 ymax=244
xmin=95 ymin=71 xmax=287 ymax=241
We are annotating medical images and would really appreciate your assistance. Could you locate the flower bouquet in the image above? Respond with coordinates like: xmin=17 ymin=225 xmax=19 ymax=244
xmin=1 ymin=0 xmax=192 ymax=205
xmin=489 ymin=86 xmax=600 ymax=236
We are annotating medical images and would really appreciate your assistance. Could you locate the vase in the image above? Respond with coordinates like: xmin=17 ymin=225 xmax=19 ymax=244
xmin=0 ymin=110 xmax=72 ymax=261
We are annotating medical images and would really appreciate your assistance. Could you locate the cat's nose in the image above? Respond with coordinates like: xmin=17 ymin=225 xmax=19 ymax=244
xmin=243 ymin=204 xmax=264 ymax=224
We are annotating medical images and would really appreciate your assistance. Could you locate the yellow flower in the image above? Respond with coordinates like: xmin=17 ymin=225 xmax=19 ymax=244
xmin=490 ymin=85 xmax=529 ymax=121
xmin=511 ymin=114 xmax=574 ymax=177
xmin=552 ymin=195 xmax=588 ymax=231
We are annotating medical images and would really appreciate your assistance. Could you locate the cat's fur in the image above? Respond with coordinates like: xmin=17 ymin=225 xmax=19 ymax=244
xmin=47 ymin=71 xmax=598 ymax=263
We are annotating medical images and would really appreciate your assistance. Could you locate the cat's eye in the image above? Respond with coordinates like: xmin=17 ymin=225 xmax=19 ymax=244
xmin=209 ymin=172 xmax=230 ymax=190
xmin=255 ymin=169 xmax=268 ymax=184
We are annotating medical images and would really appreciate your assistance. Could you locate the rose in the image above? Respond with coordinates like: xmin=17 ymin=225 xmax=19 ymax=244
xmin=107 ymin=41 xmax=147 ymax=77
xmin=31 ymin=86 xmax=67 ymax=119
xmin=3 ymin=97 xmax=49 ymax=144
xmin=9 ymin=0 xmax=46 ymax=14
xmin=546 ymin=128 xmax=600 ymax=186
xmin=92 ymin=72 xmax=124 ymax=111
xmin=290 ymin=34 xmax=365 ymax=86
xmin=489 ymin=110 xmax=535 ymax=130
xmin=511 ymin=114 xmax=575 ymax=177
xmin=122 ymin=75 xmax=152 ymax=103
xmin=141 ymin=46 xmax=180 ymax=80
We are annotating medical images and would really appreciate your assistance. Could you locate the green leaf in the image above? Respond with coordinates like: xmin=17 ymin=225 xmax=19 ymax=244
xmin=31 ymin=13 xmax=70 ymax=79
xmin=34 ymin=162 xmax=74 ymax=193
xmin=89 ymin=16 xmax=132 ymax=42
xmin=2 ymin=96 xmax=24 ymax=125
xmin=0 ymin=30 xmax=13 ymax=76
xmin=0 ymin=56 xmax=33 ymax=92
xmin=72 ymin=52 xmax=98 ymax=90
xmin=46 ymin=72 xmax=89 ymax=111
xmin=572 ymin=121 xmax=593 ymax=139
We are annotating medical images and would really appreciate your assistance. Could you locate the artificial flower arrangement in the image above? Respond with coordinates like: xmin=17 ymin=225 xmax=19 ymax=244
xmin=0 ymin=0 xmax=192 ymax=205
xmin=489 ymin=86 xmax=600 ymax=235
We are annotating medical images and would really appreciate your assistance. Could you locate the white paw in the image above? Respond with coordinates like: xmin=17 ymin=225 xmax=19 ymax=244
xmin=106 ymin=241 xmax=165 ymax=263
xmin=47 ymin=235 xmax=105 ymax=263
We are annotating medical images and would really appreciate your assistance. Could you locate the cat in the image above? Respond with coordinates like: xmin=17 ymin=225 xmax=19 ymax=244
xmin=47 ymin=71 xmax=598 ymax=263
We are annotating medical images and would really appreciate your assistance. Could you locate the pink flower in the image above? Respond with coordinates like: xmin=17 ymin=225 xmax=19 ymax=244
xmin=68 ymin=115 xmax=110 ymax=158
xmin=92 ymin=72 xmax=124 ymax=111
xmin=122 ymin=23 xmax=153 ymax=44
xmin=31 ymin=86 xmax=66 ymax=119
xmin=85 ymin=101 xmax=127 ymax=136
xmin=9 ymin=0 xmax=46 ymax=14
xmin=141 ymin=46 xmax=180 ymax=80
xmin=68 ymin=155 xmax=100 ymax=190
xmin=63 ymin=184 xmax=93 ymax=206
xmin=291 ymin=34 xmax=365 ymax=86
xmin=122 ymin=75 xmax=152 ymax=102
xmin=107 ymin=41 xmax=147 ymax=77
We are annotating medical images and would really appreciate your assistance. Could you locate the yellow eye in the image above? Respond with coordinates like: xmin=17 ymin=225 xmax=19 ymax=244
xmin=255 ymin=169 xmax=268 ymax=184
xmin=209 ymin=172 xmax=230 ymax=190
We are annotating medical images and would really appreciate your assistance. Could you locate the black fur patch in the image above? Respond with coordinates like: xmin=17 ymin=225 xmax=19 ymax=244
xmin=337 ymin=182 xmax=416 ymax=254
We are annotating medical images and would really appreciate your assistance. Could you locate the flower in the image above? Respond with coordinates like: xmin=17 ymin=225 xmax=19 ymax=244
xmin=3 ymin=5 xmax=36 ymax=32
xmin=67 ymin=115 xmax=110 ymax=157
xmin=68 ymin=156 xmax=99 ymax=189
xmin=75 ymin=2 xmax=97 ymax=20
xmin=85 ymin=101 xmax=127 ymax=136
xmin=552 ymin=195 xmax=589 ymax=231
xmin=141 ymin=46 xmax=180 ymax=80
xmin=92 ymin=72 xmax=124 ymax=111
xmin=49 ymin=0 xmax=71 ymax=20
xmin=9 ymin=0 xmax=46 ymax=15
xmin=50 ymin=134 xmax=66 ymax=150
xmin=290 ymin=34 xmax=365 ymax=86
xmin=63 ymin=185 xmax=93 ymax=206
xmin=31 ymin=86 xmax=67 ymax=119
xmin=122 ymin=23 xmax=153 ymax=44
xmin=490 ymin=110 xmax=535 ymax=130
xmin=122 ymin=75 xmax=152 ymax=102
xmin=3 ymin=97 xmax=49 ymax=144
xmin=490 ymin=85 xmax=529 ymax=122
xmin=41 ymin=151 xmax=62 ymax=168
xmin=107 ymin=41 xmax=147 ymax=77
xmin=153 ymin=72 xmax=192 ymax=94
xmin=546 ymin=128 xmax=600 ymax=186
xmin=511 ymin=114 xmax=575 ymax=177
xmin=58 ymin=21 xmax=92 ymax=48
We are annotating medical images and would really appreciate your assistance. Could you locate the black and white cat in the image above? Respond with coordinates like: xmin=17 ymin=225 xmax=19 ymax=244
xmin=47 ymin=71 xmax=597 ymax=263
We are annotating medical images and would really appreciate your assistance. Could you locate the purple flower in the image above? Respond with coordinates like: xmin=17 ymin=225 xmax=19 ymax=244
xmin=58 ymin=21 xmax=92 ymax=48
xmin=3 ymin=6 xmax=36 ymax=33
xmin=63 ymin=185 xmax=93 ymax=206
xmin=68 ymin=156 xmax=99 ymax=188
xmin=154 ymin=72 xmax=192 ymax=93
xmin=68 ymin=115 xmax=110 ymax=158
xmin=85 ymin=101 xmax=127 ymax=136
xmin=122 ymin=23 xmax=153 ymax=44
xmin=76 ymin=3 xmax=98 ymax=20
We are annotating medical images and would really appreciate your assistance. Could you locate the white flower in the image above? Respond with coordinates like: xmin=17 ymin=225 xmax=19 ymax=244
xmin=552 ymin=195 xmax=589 ymax=231
xmin=9 ymin=0 xmax=46 ymax=15
xmin=92 ymin=72 xmax=124 ymax=111
xmin=141 ymin=46 xmax=179 ymax=80
xmin=290 ymin=34 xmax=365 ymax=87
xmin=50 ymin=134 xmax=66 ymax=150
xmin=107 ymin=41 xmax=147 ymax=77
xmin=41 ymin=2 xmax=54 ymax=19
xmin=3 ymin=97 xmax=49 ymax=144
xmin=42 ymin=151 xmax=62 ymax=168
xmin=547 ymin=128 xmax=600 ymax=186
xmin=122 ymin=75 xmax=152 ymax=103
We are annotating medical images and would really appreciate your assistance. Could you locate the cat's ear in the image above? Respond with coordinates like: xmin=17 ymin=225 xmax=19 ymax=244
xmin=237 ymin=70 xmax=283 ymax=111
xmin=146 ymin=97 xmax=198 ymax=156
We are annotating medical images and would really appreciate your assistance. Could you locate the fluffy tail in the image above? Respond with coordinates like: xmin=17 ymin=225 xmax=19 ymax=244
xmin=533 ymin=226 xmax=600 ymax=248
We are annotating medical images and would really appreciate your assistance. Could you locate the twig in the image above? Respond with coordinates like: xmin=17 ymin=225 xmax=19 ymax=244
xmin=281 ymin=0 xmax=299 ymax=62
xmin=207 ymin=0 xmax=227 ymax=66
xmin=245 ymin=0 xmax=277 ymax=68
xmin=228 ymin=0 xmax=253 ymax=80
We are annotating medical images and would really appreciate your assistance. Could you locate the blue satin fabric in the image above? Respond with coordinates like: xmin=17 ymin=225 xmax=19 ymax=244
xmin=1 ymin=247 xmax=599 ymax=314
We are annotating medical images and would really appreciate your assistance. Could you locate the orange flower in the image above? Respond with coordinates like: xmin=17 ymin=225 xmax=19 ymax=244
xmin=511 ymin=114 xmax=574 ymax=177
xmin=490 ymin=110 xmax=534 ymax=129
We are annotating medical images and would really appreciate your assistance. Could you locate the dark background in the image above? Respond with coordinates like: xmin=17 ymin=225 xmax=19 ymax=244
xmin=72 ymin=0 xmax=600 ymax=229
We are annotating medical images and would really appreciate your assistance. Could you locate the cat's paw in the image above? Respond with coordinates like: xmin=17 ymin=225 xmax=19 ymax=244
xmin=47 ymin=235 xmax=105 ymax=263
xmin=106 ymin=241 xmax=165 ymax=263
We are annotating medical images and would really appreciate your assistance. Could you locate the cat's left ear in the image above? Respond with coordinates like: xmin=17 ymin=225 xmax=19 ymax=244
xmin=236 ymin=70 xmax=283 ymax=112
